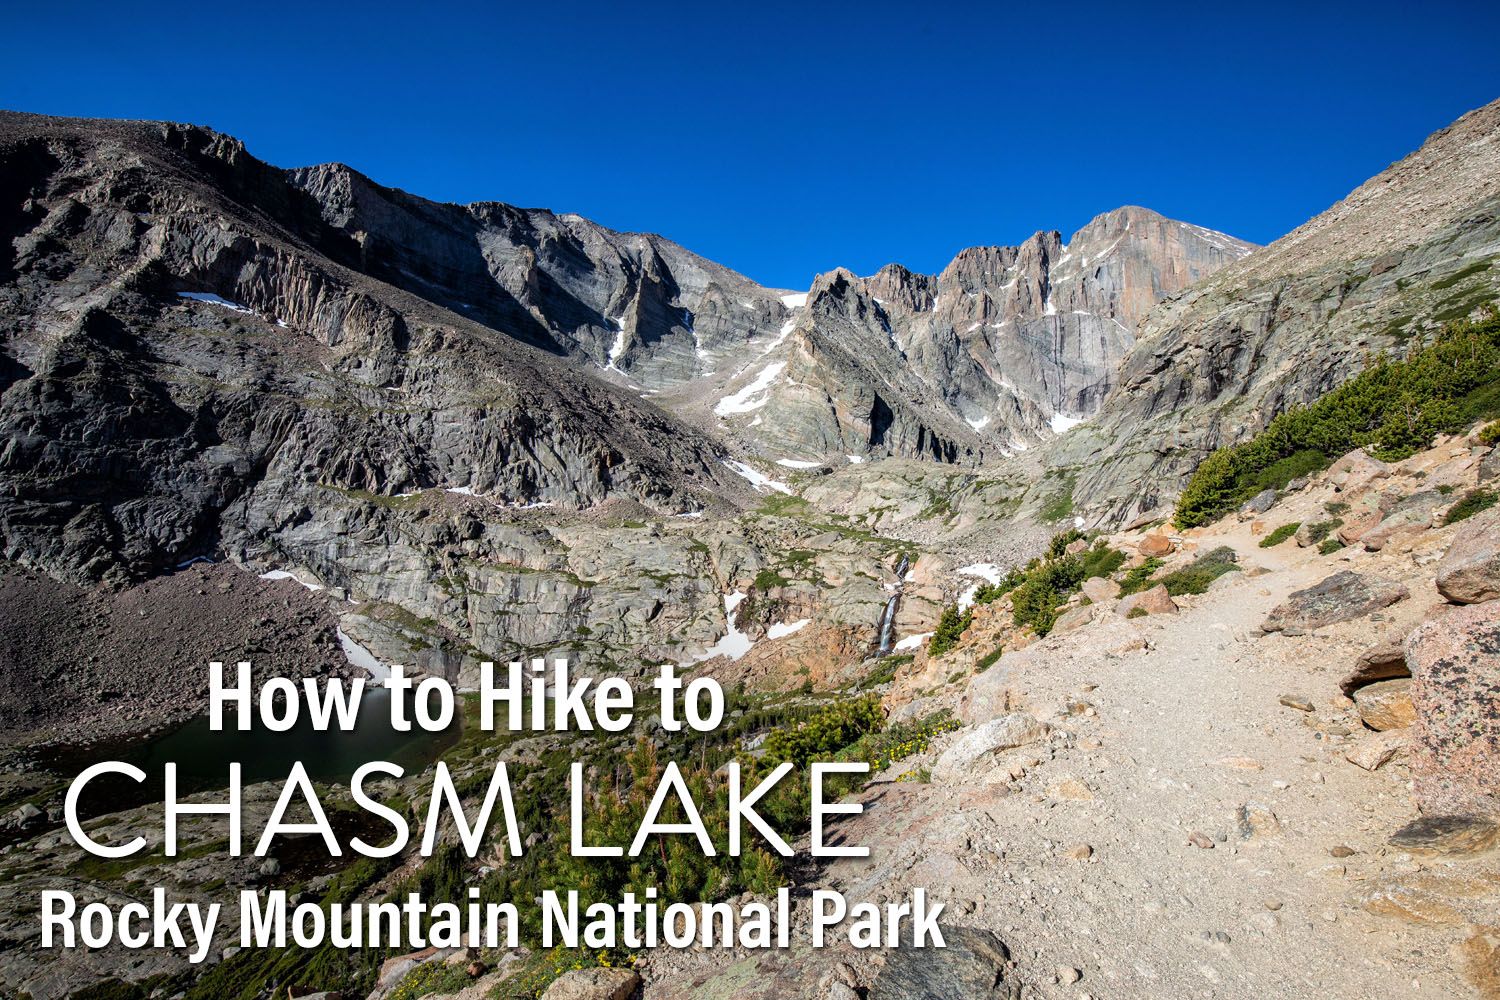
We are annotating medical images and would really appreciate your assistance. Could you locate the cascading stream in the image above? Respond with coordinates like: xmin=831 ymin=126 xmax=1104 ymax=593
xmin=875 ymin=554 xmax=911 ymax=657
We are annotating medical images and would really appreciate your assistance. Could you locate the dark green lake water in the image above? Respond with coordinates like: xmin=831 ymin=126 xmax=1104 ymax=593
xmin=50 ymin=689 xmax=459 ymax=818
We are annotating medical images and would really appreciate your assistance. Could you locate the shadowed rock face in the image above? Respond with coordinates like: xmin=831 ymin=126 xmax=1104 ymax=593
xmin=0 ymin=111 xmax=743 ymax=586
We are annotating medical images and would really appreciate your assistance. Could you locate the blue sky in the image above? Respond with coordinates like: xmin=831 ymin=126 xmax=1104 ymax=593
xmin=4 ymin=1 xmax=1499 ymax=290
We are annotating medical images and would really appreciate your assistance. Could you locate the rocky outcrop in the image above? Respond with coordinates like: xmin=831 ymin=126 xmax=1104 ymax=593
xmin=1261 ymin=571 xmax=1408 ymax=633
xmin=1118 ymin=584 xmax=1176 ymax=618
xmin=541 ymin=969 xmax=641 ymax=1000
xmin=1436 ymin=509 xmax=1500 ymax=604
xmin=1405 ymin=600 xmax=1500 ymax=819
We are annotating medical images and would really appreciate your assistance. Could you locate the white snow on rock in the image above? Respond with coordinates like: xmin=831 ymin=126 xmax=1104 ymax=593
xmin=337 ymin=628 xmax=390 ymax=683
xmin=847 ymin=455 xmax=865 ymax=464
xmin=1050 ymin=412 xmax=1084 ymax=433
xmin=966 ymin=414 xmax=992 ymax=431
xmin=606 ymin=317 xmax=630 ymax=369
xmin=767 ymin=618 xmax=810 ymax=640
xmin=723 ymin=460 xmax=792 ymax=494
xmin=780 ymin=292 xmax=808 ymax=309
xmin=693 ymin=592 xmax=755 ymax=662
xmin=957 ymin=584 xmax=981 ymax=612
xmin=178 ymin=291 xmax=255 ymax=314
xmin=893 ymin=632 xmax=932 ymax=651
xmin=715 ymin=362 xmax=786 ymax=416
xmin=956 ymin=562 xmax=1005 ymax=611
xmin=775 ymin=458 xmax=822 ymax=469
xmin=957 ymin=563 xmax=1005 ymax=585
xmin=259 ymin=569 xmax=324 ymax=592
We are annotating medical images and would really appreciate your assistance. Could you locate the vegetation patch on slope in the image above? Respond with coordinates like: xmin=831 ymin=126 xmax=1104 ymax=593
xmin=1175 ymin=308 xmax=1500 ymax=528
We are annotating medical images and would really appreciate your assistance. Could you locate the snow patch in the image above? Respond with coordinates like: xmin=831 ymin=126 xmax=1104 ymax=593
xmin=775 ymin=458 xmax=823 ymax=469
xmin=893 ymin=632 xmax=932 ymax=651
xmin=846 ymin=455 xmax=865 ymax=464
xmin=957 ymin=583 xmax=981 ymax=612
xmin=178 ymin=291 xmax=255 ymax=314
xmin=337 ymin=628 xmax=390 ymax=683
xmin=724 ymin=460 xmax=792 ymax=494
xmin=966 ymin=414 xmax=991 ymax=431
xmin=693 ymin=592 xmax=755 ymax=662
xmin=1050 ymin=413 xmax=1084 ymax=434
xmin=605 ymin=317 xmax=630 ymax=371
xmin=767 ymin=619 xmax=811 ymax=640
xmin=715 ymin=362 xmax=786 ymax=416
xmin=780 ymin=292 xmax=808 ymax=309
xmin=259 ymin=569 xmax=324 ymax=592
xmin=957 ymin=563 xmax=1005 ymax=585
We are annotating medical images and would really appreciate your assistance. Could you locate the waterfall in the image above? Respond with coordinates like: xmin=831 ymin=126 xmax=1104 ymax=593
xmin=875 ymin=554 xmax=911 ymax=657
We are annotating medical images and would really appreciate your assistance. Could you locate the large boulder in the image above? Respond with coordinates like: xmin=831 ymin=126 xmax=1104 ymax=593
xmin=1337 ymin=508 xmax=1386 ymax=545
xmin=1261 ymin=571 xmax=1409 ymax=633
xmin=1405 ymin=601 xmax=1500 ymax=818
xmin=1239 ymin=488 xmax=1278 ymax=517
xmin=1081 ymin=576 xmax=1121 ymax=602
xmin=871 ymin=926 xmax=1012 ymax=999
xmin=1118 ymin=584 xmax=1177 ymax=618
xmin=541 ymin=969 xmax=641 ymax=1000
xmin=932 ymin=714 xmax=1049 ymax=782
xmin=1138 ymin=533 xmax=1175 ymax=558
xmin=1362 ymin=491 xmax=1444 ymax=551
xmin=1436 ymin=509 xmax=1500 ymax=605
xmin=1051 ymin=604 xmax=1094 ymax=634
xmin=1327 ymin=449 xmax=1391 ymax=492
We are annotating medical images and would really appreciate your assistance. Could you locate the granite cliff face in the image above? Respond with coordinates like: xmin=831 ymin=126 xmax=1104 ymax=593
xmin=679 ymin=206 xmax=1253 ymax=463
xmin=1047 ymin=99 xmax=1500 ymax=524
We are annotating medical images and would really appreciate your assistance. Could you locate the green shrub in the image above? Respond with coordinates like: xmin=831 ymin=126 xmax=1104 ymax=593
xmin=1480 ymin=421 xmax=1500 ymax=446
xmin=1039 ymin=490 xmax=1074 ymax=523
xmin=1443 ymin=488 xmax=1498 ymax=525
xmin=928 ymin=604 xmax=974 ymax=657
xmin=1259 ymin=523 xmax=1301 ymax=548
xmin=1126 ymin=606 xmax=1149 ymax=619
xmin=1174 ymin=308 xmax=1500 ymax=528
xmin=1155 ymin=546 xmax=1240 ymax=596
xmin=762 ymin=696 xmax=884 ymax=768
xmin=1047 ymin=528 xmax=1085 ymax=559
xmin=753 ymin=568 xmax=789 ymax=590
xmin=1432 ymin=259 xmax=1492 ymax=290
xmin=1318 ymin=537 xmax=1346 ymax=555
xmin=1079 ymin=542 xmax=1128 ymax=579
xmin=1117 ymin=557 xmax=1164 ymax=596
xmin=858 ymin=654 xmax=911 ymax=690
xmin=1300 ymin=518 xmax=1343 ymax=546
xmin=1010 ymin=555 xmax=1085 ymax=636
xmin=977 ymin=646 xmax=1004 ymax=671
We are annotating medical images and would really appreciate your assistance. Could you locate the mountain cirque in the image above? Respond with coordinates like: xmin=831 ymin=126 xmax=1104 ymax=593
xmin=0 ymin=108 xmax=1254 ymax=697
xmin=3 ymin=98 xmax=1500 ymax=999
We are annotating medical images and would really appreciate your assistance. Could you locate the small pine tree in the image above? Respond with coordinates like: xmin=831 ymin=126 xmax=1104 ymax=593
xmin=928 ymin=604 xmax=973 ymax=657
